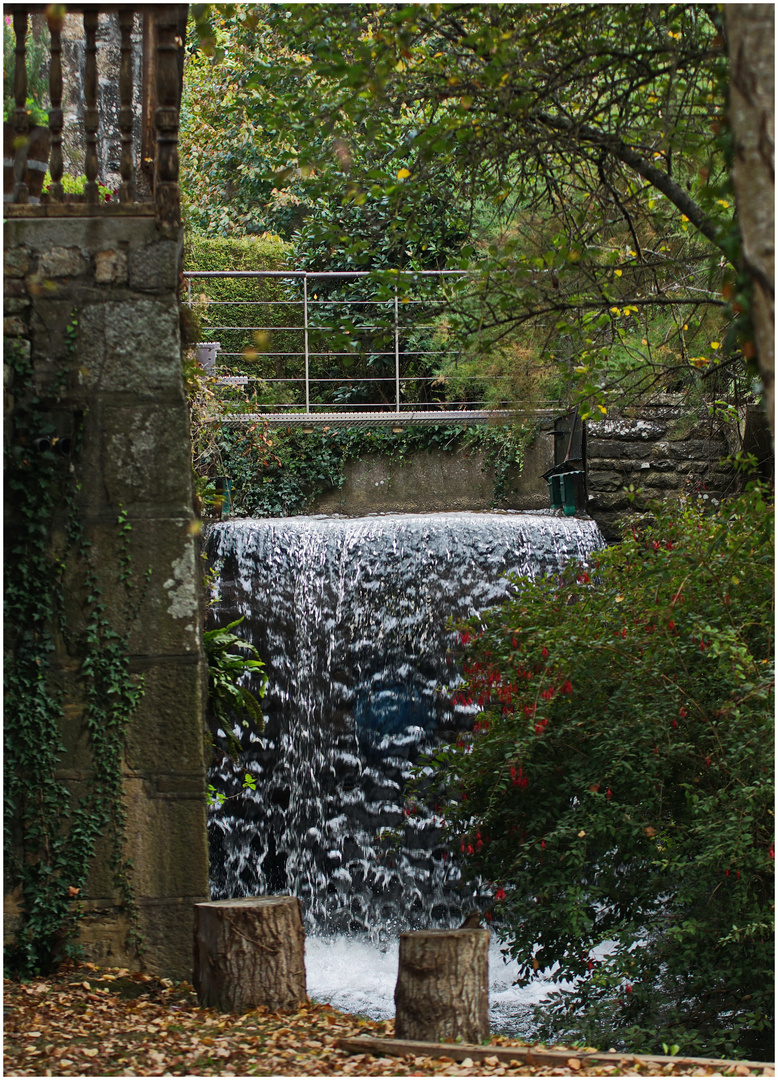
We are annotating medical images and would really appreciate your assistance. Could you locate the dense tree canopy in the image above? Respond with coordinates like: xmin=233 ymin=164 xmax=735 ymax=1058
xmin=181 ymin=3 xmax=758 ymax=415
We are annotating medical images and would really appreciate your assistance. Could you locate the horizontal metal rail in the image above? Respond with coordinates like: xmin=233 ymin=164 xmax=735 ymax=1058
xmin=184 ymin=269 xmax=532 ymax=426
xmin=209 ymin=409 xmax=557 ymax=430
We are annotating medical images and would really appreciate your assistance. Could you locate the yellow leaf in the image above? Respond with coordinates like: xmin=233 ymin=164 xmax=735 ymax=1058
xmin=610 ymin=307 xmax=620 ymax=315
xmin=681 ymin=214 xmax=689 ymax=222
xmin=642 ymin=338 xmax=648 ymax=345
xmin=614 ymin=269 xmax=622 ymax=277
xmin=396 ymin=168 xmax=410 ymax=180
xmin=598 ymin=404 xmax=607 ymax=414
xmin=710 ymin=341 xmax=720 ymax=349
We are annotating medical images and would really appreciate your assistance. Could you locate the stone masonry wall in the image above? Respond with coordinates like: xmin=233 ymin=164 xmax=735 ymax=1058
xmin=4 ymin=215 xmax=209 ymax=980
xmin=587 ymin=395 xmax=738 ymax=540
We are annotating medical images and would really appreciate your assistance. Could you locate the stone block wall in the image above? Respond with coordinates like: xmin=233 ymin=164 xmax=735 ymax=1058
xmin=4 ymin=215 xmax=209 ymax=980
xmin=586 ymin=396 xmax=739 ymax=540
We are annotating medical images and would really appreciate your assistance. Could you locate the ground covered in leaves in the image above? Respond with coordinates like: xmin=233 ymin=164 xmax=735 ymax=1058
xmin=3 ymin=962 xmax=774 ymax=1077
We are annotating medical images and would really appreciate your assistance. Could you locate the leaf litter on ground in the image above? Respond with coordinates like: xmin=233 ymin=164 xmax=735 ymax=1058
xmin=3 ymin=961 xmax=774 ymax=1077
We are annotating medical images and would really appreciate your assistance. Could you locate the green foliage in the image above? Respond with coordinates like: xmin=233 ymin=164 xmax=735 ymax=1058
xmin=184 ymin=234 xmax=302 ymax=409
xmin=4 ymin=329 xmax=143 ymax=978
xmin=184 ymin=4 xmax=756 ymax=414
xmin=3 ymin=16 xmax=49 ymax=124
xmin=203 ymin=617 xmax=268 ymax=763
xmin=42 ymin=171 xmax=115 ymax=203
xmin=413 ymin=487 xmax=774 ymax=1059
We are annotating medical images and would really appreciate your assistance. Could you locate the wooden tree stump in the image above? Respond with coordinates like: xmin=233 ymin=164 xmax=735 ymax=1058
xmin=193 ymin=896 xmax=307 ymax=1013
xmin=394 ymin=928 xmax=489 ymax=1044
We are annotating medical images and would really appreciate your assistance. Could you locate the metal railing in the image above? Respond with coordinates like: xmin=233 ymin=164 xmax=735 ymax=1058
xmin=184 ymin=269 xmax=548 ymax=427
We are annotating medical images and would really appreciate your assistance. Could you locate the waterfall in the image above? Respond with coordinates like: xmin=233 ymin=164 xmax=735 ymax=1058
xmin=204 ymin=510 xmax=605 ymax=947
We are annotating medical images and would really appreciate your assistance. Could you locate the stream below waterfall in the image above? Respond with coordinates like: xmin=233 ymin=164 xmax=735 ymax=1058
xmin=204 ymin=510 xmax=605 ymax=1036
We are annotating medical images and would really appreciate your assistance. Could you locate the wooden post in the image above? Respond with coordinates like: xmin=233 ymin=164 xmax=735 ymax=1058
xmin=46 ymin=5 xmax=64 ymax=202
xmin=194 ymin=897 xmax=307 ymax=1014
xmin=153 ymin=8 xmax=183 ymax=233
xmin=394 ymin=928 xmax=489 ymax=1045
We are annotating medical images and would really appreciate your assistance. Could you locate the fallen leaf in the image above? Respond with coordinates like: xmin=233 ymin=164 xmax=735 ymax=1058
xmin=567 ymin=1058 xmax=582 ymax=1070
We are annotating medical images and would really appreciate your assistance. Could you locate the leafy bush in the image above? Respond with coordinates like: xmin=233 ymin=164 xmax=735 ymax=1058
xmin=42 ymin=172 xmax=114 ymax=203
xmin=184 ymin=235 xmax=299 ymax=405
xmin=414 ymin=485 xmax=774 ymax=1059
xmin=203 ymin=617 xmax=267 ymax=762
xmin=3 ymin=16 xmax=49 ymax=124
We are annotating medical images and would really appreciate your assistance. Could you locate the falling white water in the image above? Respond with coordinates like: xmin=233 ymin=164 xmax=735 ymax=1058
xmin=204 ymin=511 xmax=606 ymax=1036
xmin=305 ymin=935 xmax=561 ymax=1036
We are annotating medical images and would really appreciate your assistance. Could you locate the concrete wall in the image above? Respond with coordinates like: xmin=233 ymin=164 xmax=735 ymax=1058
xmin=313 ymin=420 xmax=555 ymax=515
xmin=4 ymin=214 xmax=209 ymax=979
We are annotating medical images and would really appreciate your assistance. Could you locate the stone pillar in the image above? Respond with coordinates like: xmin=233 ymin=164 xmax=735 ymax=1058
xmin=3 ymin=213 xmax=208 ymax=980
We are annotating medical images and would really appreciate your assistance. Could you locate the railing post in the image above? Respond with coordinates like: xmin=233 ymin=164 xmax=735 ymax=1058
xmin=153 ymin=9 xmax=183 ymax=233
xmin=46 ymin=5 xmax=65 ymax=202
xmin=83 ymin=10 xmax=100 ymax=205
xmin=394 ymin=283 xmax=401 ymax=413
xmin=118 ymin=8 xmax=136 ymax=203
xmin=303 ymin=275 xmax=310 ymax=414
xmin=12 ymin=10 xmax=29 ymax=204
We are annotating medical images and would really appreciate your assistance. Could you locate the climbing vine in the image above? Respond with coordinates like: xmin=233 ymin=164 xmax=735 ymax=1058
xmin=4 ymin=319 xmax=145 ymax=977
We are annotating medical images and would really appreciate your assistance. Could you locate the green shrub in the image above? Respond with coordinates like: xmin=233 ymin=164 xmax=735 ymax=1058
xmin=413 ymin=485 xmax=774 ymax=1059
xmin=42 ymin=172 xmax=114 ymax=202
xmin=184 ymin=234 xmax=302 ymax=407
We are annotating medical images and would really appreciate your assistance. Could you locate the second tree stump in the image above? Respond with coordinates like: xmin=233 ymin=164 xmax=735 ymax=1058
xmin=193 ymin=896 xmax=307 ymax=1013
xmin=394 ymin=927 xmax=489 ymax=1044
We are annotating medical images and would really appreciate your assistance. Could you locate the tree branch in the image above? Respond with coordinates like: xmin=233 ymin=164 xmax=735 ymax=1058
xmin=533 ymin=110 xmax=726 ymax=254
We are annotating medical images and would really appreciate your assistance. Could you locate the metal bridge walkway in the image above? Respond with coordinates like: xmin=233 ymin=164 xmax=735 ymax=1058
xmin=185 ymin=269 xmax=554 ymax=428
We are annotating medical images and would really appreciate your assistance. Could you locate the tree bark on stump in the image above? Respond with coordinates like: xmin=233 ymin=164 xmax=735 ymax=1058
xmin=394 ymin=928 xmax=489 ymax=1044
xmin=193 ymin=896 xmax=306 ymax=1013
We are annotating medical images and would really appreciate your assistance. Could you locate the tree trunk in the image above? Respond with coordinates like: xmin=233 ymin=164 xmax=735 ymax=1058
xmin=193 ymin=896 xmax=307 ymax=1013
xmin=726 ymin=4 xmax=775 ymax=435
xmin=394 ymin=928 xmax=489 ymax=1044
